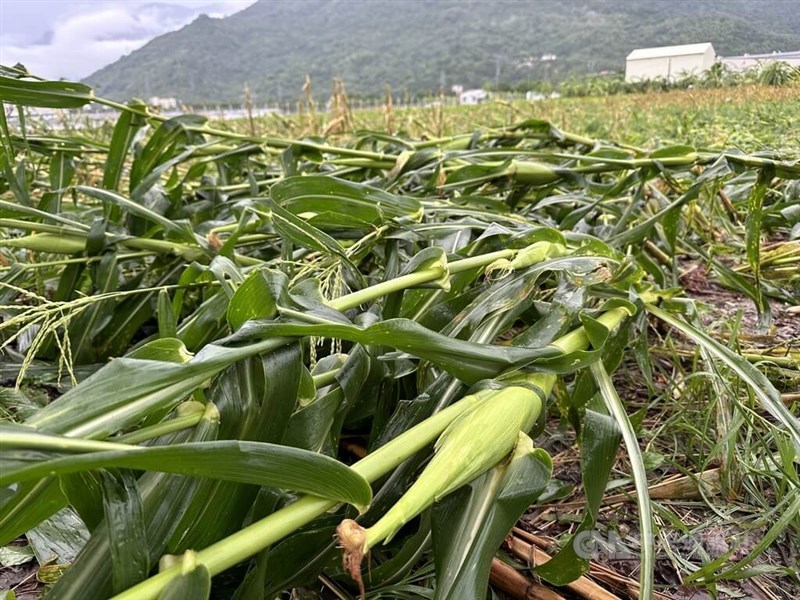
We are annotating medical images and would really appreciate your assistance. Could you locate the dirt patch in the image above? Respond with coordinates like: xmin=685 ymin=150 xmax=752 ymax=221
xmin=0 ymin=551 xmax=41 ymax=599
xmin=679 ymin=262 xmax=800 ymax=345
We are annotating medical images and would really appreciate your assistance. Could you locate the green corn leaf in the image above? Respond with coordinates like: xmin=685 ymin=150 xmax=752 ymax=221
xmin=284 ymin=387 xmax=343 ymax=453
xmin=177 ymin=291 xmax=230 ymax=352
xmin=157 ymin=289 xmax=177 ymax=339
xmin=226 ymin=269 xmax=278 ymax=331
xmin=166 ymin=347 xmax=303 ymax=551
xmin=230 ymin=490 xmax=281 ymax=600
xmin=0 ymin=198 xmax=89 ymax=229
xmin=745 ymin=167 xmax=773 ymax=329
xmin=69 ymin=253 xmax=120 ymax=364
xmin=611 ymin=177 xmax=706 ymax=246
xmin=271 ymin=175 xmax=423 ymax=227
xmin=103 ymin=100 xmax=148 ymax=193
xmin=25 ymin=507 xmax=89 ymax=566
xmin=535 ymin=408 xmax=621 ymax=584
xmin=359 ymin=516 xmax=431 ymax=589
xmin=39 ymin=150 xmax=75 ymax=213
xmin=22 ymin=335 xmax=282 ymax=438
xmin=45 ymin=416 xmax=218 ymax=599
xmin=0 ymin=479 xmax=67 ymax=547
xmin=99 ymin=267 xmax=182 ymax=358
xmin=0 ymin=427 xmax=373 ymax=509
xmin=131 ymin=144 xmax=206 ymax=202
xmin=228 ymin=317 xmax=562 ymax=384
xmin=128 ymin=115 xmax=206 ymax=192
xmin=73 ymin=186 xmax=199 ymax=245
xmin=269 ymin=201 xmax=349 ymax=261
xmin=59 ymin=472 xmax=105 ymax=532
xmin=101 ymin=470 xmax=149 ymax=594
xmin=261 ymin=518 xmax=341 ymax=595
xmin=0 ymin=75 xmax=94 ymax=108
xmin=590 ymin=361 xmax=653 ymax=600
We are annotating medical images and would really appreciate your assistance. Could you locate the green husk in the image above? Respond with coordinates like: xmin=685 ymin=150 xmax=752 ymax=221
xmin=0 ymin=233 xmax=86 ymax=254
xmin=337 ymin=375 xmax=552 ymax=591
xmin=485 ymin=241 xmax=567 ymax=279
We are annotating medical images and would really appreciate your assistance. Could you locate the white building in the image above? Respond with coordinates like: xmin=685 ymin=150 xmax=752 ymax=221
xmin=625 ymin=43 xmax=716 ymax=82
xmin=459 ymin=89 xmax=488 ymax=105
xmin=720 ymin=50 xmax=800 ymax=72
xmin=148 ymin=96 xmax=179 ymax=110
xmin=525 ymin=91 xmax=561 ymax=101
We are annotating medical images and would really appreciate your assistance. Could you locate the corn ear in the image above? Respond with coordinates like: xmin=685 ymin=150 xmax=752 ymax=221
xmin=337 ymin=380 xmax=549 ymax=589
xmin=0 ymin=233 xmax=86 ymax=254
xmin=509 ymin=160 xmax=561 ymax=185
xmin=486 ymin=240 xmax=567 ymax=279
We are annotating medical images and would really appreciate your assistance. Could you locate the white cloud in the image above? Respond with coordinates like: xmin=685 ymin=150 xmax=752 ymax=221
xmin=0 ymin=1 xmax=256 ymax=80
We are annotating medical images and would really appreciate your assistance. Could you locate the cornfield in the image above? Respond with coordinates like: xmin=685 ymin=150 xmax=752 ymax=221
xmin=1 ymin=67 xmax=799 ymax=600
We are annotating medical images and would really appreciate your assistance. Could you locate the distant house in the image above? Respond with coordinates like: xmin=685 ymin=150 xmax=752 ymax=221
xmin=459 ymin=89 xmax=488 ymax=105
xmin=625 ymin=43 xmax=716 ymax=82
xmin=148 ymin=96 xmax=179 ymax=110
xmin=720 ymin=50 xmax=800 ymax=72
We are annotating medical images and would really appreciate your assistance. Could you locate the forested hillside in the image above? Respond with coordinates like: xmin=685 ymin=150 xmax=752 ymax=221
xmin=84 ymin=0 xmax=800 ymax=102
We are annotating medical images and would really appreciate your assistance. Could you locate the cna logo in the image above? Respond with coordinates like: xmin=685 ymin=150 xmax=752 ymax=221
xmin=573 ymin=530 xmax=636 ymax=560
xmin=571 ymin=529 xmax=797 ymax=564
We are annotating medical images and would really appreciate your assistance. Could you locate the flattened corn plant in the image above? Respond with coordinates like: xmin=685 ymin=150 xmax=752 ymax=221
xmin=1 ymin=68 xmax=799 ymax=599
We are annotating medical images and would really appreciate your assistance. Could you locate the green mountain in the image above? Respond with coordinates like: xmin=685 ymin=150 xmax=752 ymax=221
xmin=84 ymin=0 xmax=800 ymax=103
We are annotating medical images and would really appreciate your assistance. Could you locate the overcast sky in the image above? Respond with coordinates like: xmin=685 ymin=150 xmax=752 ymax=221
xmin=0 ymin=0 xmax=256 ymax=80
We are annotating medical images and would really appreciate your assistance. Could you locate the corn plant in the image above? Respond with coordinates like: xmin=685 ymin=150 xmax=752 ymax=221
xmin=1 ymin=68 xmax=798 ymax=600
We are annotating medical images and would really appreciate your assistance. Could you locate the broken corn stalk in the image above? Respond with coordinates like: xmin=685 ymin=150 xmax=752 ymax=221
xmin=336 ymin=304 xmax=635 ymax=591
xmin=0 ymin=231 xmax=205 ymax=261
xmin=112 ymin=303 xmax=631 ymax=600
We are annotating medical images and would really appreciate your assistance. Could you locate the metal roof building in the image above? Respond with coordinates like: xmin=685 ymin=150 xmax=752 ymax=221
xmin=720 ymin=50 xmax=800 ymax=72
xmin=625 ymin=43 xmax=716 ymax=82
